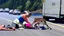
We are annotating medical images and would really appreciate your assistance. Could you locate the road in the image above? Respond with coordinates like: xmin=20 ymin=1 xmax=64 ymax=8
xmin=0 ymin=12 xmax=64 ymax=36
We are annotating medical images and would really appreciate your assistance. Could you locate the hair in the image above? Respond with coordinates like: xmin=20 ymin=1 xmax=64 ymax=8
xmin=3 ymin=25 xmax=5 ymax=27
xmin=29 ymin=13 xmax=32 ymax=16
xmin=3 ymin=25 xmax=5 ymax=28
xmin=26 ymin=12 xmax=32 ymax=17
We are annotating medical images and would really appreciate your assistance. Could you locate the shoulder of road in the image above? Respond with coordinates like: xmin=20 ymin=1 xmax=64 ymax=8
xmin=47 ymin=21 xmax=64 ymax=28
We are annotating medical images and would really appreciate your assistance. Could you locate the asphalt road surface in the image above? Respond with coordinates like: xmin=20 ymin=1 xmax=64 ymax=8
xmin=0 ymin=12 xmax=64 ymax=36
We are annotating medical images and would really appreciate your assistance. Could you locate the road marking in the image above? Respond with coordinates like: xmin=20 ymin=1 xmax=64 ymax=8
xmin=47 ymin=21 xmax=64 ymax=28
xmin=0 ymin=17 xmax=12 ymax=22
xmin=54 ymin=24 xmax=64 ymax=28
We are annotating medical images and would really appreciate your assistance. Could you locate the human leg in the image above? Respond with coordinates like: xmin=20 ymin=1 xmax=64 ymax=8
xmin=12 ymin=22 xmax=19 ymax=29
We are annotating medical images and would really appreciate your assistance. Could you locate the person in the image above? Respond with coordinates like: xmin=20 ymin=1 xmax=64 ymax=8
xmin=23 ymin=21 xmax=40 ymax=29
xmin=0 ymin=24 xmax=15 ymax=30
xmin=23 ymin=21 xmax=34 ymax=29
xmin=12 ymin=11 xmax=32 ymax=29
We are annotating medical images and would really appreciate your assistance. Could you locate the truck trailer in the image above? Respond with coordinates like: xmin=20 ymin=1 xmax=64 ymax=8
xmin=43 ymin=0 xmax=64 ymax=23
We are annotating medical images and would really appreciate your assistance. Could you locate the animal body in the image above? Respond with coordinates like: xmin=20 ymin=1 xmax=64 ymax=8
xmin=32 ymin=18 xmax=52 ymax=30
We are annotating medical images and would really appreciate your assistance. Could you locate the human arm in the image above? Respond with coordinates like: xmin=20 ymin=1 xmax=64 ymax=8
xmin=23 ymin=14 xmax=31 ymax=24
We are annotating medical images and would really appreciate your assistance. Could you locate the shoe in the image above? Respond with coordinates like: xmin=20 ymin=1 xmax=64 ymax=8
xmin=18 ymin=28 xmax=24 ymax=30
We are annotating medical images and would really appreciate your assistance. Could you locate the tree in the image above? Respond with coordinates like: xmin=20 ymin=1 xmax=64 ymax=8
xmin=0 ymin=0 xmax=42 ymax=11
xmin=25 ymin=0 xmax=31 ymax=10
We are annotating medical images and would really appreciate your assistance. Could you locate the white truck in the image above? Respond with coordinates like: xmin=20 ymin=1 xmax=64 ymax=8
xmin=43 ymin=0 xmax=64 ymax=23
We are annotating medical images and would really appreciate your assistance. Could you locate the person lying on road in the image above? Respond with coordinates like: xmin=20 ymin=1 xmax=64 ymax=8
xmin=0 ymin=24 xmax=15 ymax=31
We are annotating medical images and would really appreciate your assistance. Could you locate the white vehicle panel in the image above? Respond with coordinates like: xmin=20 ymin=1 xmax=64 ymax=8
xmin=61 ymin=0 xmax=64 ymax=15
xmin=43 ymin=0 xmax=60 ymax=18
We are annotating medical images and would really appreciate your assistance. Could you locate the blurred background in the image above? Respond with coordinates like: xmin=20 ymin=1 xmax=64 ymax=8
xmin=0 ymin=0 xmax=43 ymax=14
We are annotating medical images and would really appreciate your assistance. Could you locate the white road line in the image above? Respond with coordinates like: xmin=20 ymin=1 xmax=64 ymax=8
xmin=0 ymin=17 xmax=12 ymax=22
xmin=47 ymin=21 xmax=64 ymax=28
xmin=53 ymin=24 xmax=64 ymax=28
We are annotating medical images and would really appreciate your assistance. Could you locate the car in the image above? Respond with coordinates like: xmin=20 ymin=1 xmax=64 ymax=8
xmin=13 ymin=9 xmax=20 ymax=15
xmin=9 ymin=10 xmax=14 ymax=14
xmin=0 ymin=8 xmax=3 ymax=12
xmin=3 ymin=8 xmax=9 ymax=13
